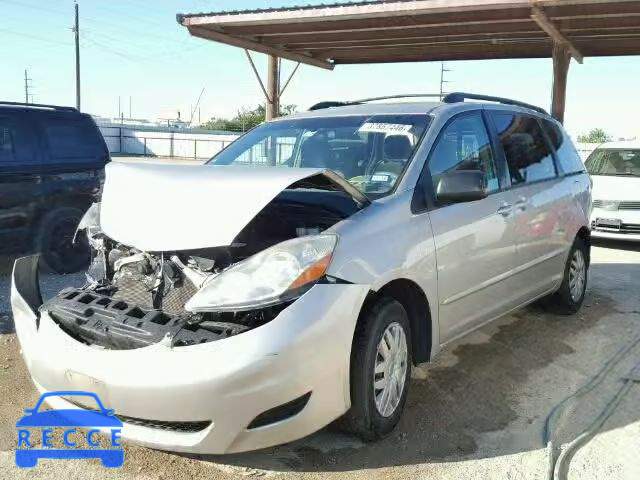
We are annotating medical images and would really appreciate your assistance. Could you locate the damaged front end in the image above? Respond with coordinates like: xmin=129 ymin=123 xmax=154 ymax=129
xmin=37 ymin=163 xmax=365 ymax=351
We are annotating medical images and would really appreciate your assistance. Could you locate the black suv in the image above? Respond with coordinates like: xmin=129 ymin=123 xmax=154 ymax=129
xmin=0 ymin=102 xmax=109 ymax=273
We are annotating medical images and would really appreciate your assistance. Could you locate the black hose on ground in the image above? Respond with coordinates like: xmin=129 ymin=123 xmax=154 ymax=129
xmin=543 ymin=333 xmax=640 ymax=480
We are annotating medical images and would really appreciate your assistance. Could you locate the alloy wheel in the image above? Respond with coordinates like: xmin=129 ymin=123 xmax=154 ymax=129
xmin=373 ymin=322 xmax=408 ymax=417
xmin=569 ymin=249 xmax=586 ymax=302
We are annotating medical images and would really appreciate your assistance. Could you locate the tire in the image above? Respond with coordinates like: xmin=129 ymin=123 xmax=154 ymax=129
xmin=542 ymin=237 xmax=588 ymax=315
xmin=340 ymin=297 xmax=412 ymax=441
xmin=35 ymin=207 xmax=89 ymax=274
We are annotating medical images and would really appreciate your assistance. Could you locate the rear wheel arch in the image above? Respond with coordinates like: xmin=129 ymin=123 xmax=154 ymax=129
xmin=576 ymin=226 xmax=591 ymax=266
xmin=358 ymin=278 xmax=432 ymax=364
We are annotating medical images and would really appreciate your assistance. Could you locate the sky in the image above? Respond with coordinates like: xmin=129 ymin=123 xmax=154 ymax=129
xmin=2 ymin=0 xmax=639 ymax=139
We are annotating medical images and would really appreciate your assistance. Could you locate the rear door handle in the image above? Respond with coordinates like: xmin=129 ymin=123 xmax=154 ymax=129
xmin=497 ymin=204 xmax=512 ymax=217
xmin=513 ymin=196 xmax=528 ymax=211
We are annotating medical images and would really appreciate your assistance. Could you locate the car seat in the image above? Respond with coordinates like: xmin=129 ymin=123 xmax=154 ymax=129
xmin=375 ymin=135 xmax=413 ymax=175
xmin=300 ymin=135 xmax=331 ymax=168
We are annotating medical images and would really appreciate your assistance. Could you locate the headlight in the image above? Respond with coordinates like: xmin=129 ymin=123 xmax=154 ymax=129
xmin=185 ymin=234 xmax=337 ymax=312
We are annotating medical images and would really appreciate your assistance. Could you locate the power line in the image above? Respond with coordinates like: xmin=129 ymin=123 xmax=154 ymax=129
xmin=0 ymin=0 xmax=67 ymax=17
xmin=81 ymin=34 xmax=147 ymax=62
xmin=0 ymin=27 xmax=72 ymax=46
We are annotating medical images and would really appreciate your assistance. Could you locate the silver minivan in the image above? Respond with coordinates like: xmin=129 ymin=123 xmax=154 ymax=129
xmin=12 ymin=93 xmax=591 ymax=454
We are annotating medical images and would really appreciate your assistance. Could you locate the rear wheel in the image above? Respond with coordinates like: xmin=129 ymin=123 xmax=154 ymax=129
xmin=35 ymin=207 xmax=89 ymax=274
xmin=542 ymin=238 xmax=588 ymax=314
xmin=341 ymin=297 xmax=412 ymax=440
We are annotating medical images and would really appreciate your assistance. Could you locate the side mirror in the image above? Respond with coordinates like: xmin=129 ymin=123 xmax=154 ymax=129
xmin=436 ymin=170 xmax=488 ymax=203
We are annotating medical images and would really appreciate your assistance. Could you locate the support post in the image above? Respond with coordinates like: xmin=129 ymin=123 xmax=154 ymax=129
xmin=74 ymin=2 xmax=81 ymax=111
xmin=551 ymin=42 xmax=570 ymax=124
xmin=266 ymin=55 xmax=280 ymax=121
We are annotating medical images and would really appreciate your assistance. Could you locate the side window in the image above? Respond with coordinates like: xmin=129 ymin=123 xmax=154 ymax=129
xmin=44 ymin=118 xmax=103 ymax=161
xmin=492 ymin=113 xmax=556 ymax=185
xmin=428 ymin=112 xmax=499 ymax=194
xmin=0 ymin=123 xmax=16 ymax=163
xmin=541 ymin=119 xmax=585 ymax=175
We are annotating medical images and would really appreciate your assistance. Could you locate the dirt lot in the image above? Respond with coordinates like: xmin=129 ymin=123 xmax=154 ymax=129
xmin=1 ymin=241 xmax=639 ymax=480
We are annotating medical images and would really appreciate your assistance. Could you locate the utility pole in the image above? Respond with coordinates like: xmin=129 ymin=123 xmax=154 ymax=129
xmin=73 ymin=2 xmax=81 ymax=110
xmin=24 ymin=70 xmax=32 ymax=104
xmin=129 ymin=96 xmax=132 ymax=118
xmin=439 ymin=62 xmax=451 ymax=100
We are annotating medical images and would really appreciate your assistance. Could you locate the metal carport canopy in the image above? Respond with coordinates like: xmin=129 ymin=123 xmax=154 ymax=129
xmin=177 ymin=0 xmax=640 ymax=120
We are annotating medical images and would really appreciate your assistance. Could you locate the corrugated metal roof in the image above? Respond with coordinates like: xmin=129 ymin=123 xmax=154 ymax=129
xmin=177 ymin=0 xmax=640 ymax=68
xmin=176 ymin=1 xmax=413 ymax=21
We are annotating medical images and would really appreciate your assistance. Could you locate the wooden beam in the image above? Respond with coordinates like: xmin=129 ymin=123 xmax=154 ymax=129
xmin=292 ymin=32 xmax=549 ymax=51
xmin=331 ymin=43 xmax=552 ymax=63
xmin=187 ymin=25 xmax=334 ymax=70
xmin=266 ymin=55 xmax=280 ymax=121
xmin=531 ymin=6 xmax=583 ymax=63
xmin=266 ymin=17 xmax=640 ymax=46
xmin=244 ymin=50 xmax=271 ymax=102
xmin=279 ymin=62 xmax=300 ymax=96
xmin=551 ymin=42 xmax=571 ymax=123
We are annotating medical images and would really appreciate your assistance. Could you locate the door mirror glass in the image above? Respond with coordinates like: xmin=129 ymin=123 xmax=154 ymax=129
xmin=436 ymin=170 xmax=488 ymax=203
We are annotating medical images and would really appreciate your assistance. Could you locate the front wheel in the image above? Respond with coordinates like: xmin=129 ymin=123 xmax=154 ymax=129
xmin=542 ymin=238 xmax=588 ymax=315
xmin=340 ymin=297 xmax=412 ymax=441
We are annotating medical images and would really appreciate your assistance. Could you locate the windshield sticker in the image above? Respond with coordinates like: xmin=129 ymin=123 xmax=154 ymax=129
xmin=371 ymin=174 xmax=391 ymax=182
xmin=359 ymin=123 xmax=412 ymax=134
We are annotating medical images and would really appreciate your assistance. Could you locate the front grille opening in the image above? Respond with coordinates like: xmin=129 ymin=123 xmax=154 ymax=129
xmin=64 ymin=291 xmax=80 ymax=300
xmin=78 ymin=294 xmax=95 ymax=304
xmin=64 ymin=398 xmax=211 ymax=433
xmin=247 ymin=392 xmax=311 ymax=430
xmin=149 ymin=312 xmax=171 ymax=325
xmin=112 ymin=301 xmax=128 ymax=311
xmin=126 ymin=307 xmax=145 ymax=319
xmin=117 ymin=414 xmax=211 ymax=433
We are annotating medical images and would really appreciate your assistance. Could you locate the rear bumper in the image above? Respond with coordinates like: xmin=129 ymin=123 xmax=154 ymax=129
xmin=11 ymin=256 xmax=370 ymax=454
xmin=591 ymin=229 xmax=640 ymax=242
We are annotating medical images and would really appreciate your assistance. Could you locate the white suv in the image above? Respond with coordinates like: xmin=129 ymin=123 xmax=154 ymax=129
xmin=586 ymin=140 xmax=640 ymax=241
xmin=12 ymin=93 xmax=591 ymax=454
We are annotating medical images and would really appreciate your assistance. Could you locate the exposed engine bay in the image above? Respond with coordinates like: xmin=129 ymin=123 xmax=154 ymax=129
xmin=41 ymin=186 xmax=362 ymax=351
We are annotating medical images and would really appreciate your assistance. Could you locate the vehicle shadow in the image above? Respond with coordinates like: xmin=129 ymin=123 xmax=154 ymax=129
xmin=592 ymin=238 xmax=640 ymax=252
xmin=183 ymin=260 xmax=640 ymax=473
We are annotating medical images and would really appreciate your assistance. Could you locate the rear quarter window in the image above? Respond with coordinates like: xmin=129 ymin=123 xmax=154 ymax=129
xmin=491 ymin=113 xmax=557 ymax=185
xmin=44 ymin=116 xmax=105 ymax=161
xmin=541 ymin=119 xmax=585 ymax=175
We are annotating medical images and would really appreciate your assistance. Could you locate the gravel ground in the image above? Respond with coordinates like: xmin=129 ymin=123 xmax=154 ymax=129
xmin=1 ymin=241 xmax=639 ymax=480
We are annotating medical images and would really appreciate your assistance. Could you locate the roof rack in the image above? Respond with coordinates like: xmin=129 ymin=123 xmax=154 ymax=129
xmin=309 ymin=94 xmax=443 ymax=111
xmin=309 ymin=92 xmax=548 ymax=116
xmin=442 ymin=92 xmax=548 ymax=115
xmin=0 ymin=101 xmax=78 ymax=112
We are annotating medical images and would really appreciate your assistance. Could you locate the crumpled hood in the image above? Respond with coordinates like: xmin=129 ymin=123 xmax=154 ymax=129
xmin=591 ymin=175 xmax=640 ymax=201
xmin=100 ymin=162 xmax=364 ymax=251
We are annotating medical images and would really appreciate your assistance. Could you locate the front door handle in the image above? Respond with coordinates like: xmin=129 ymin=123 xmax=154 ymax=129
xmin=497 ymin=203 xmax=512 ymax=217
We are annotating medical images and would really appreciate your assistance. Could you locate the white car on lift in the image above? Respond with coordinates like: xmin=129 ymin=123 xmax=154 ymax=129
xmin=586 ymin=140 xmax=640 ymax=241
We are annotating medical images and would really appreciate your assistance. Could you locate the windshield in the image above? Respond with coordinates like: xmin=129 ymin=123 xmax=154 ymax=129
xmin=585 ymin=148 xmax=640 ymax=177
xmin=208 ymin=114 xmax=431 ymax=197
